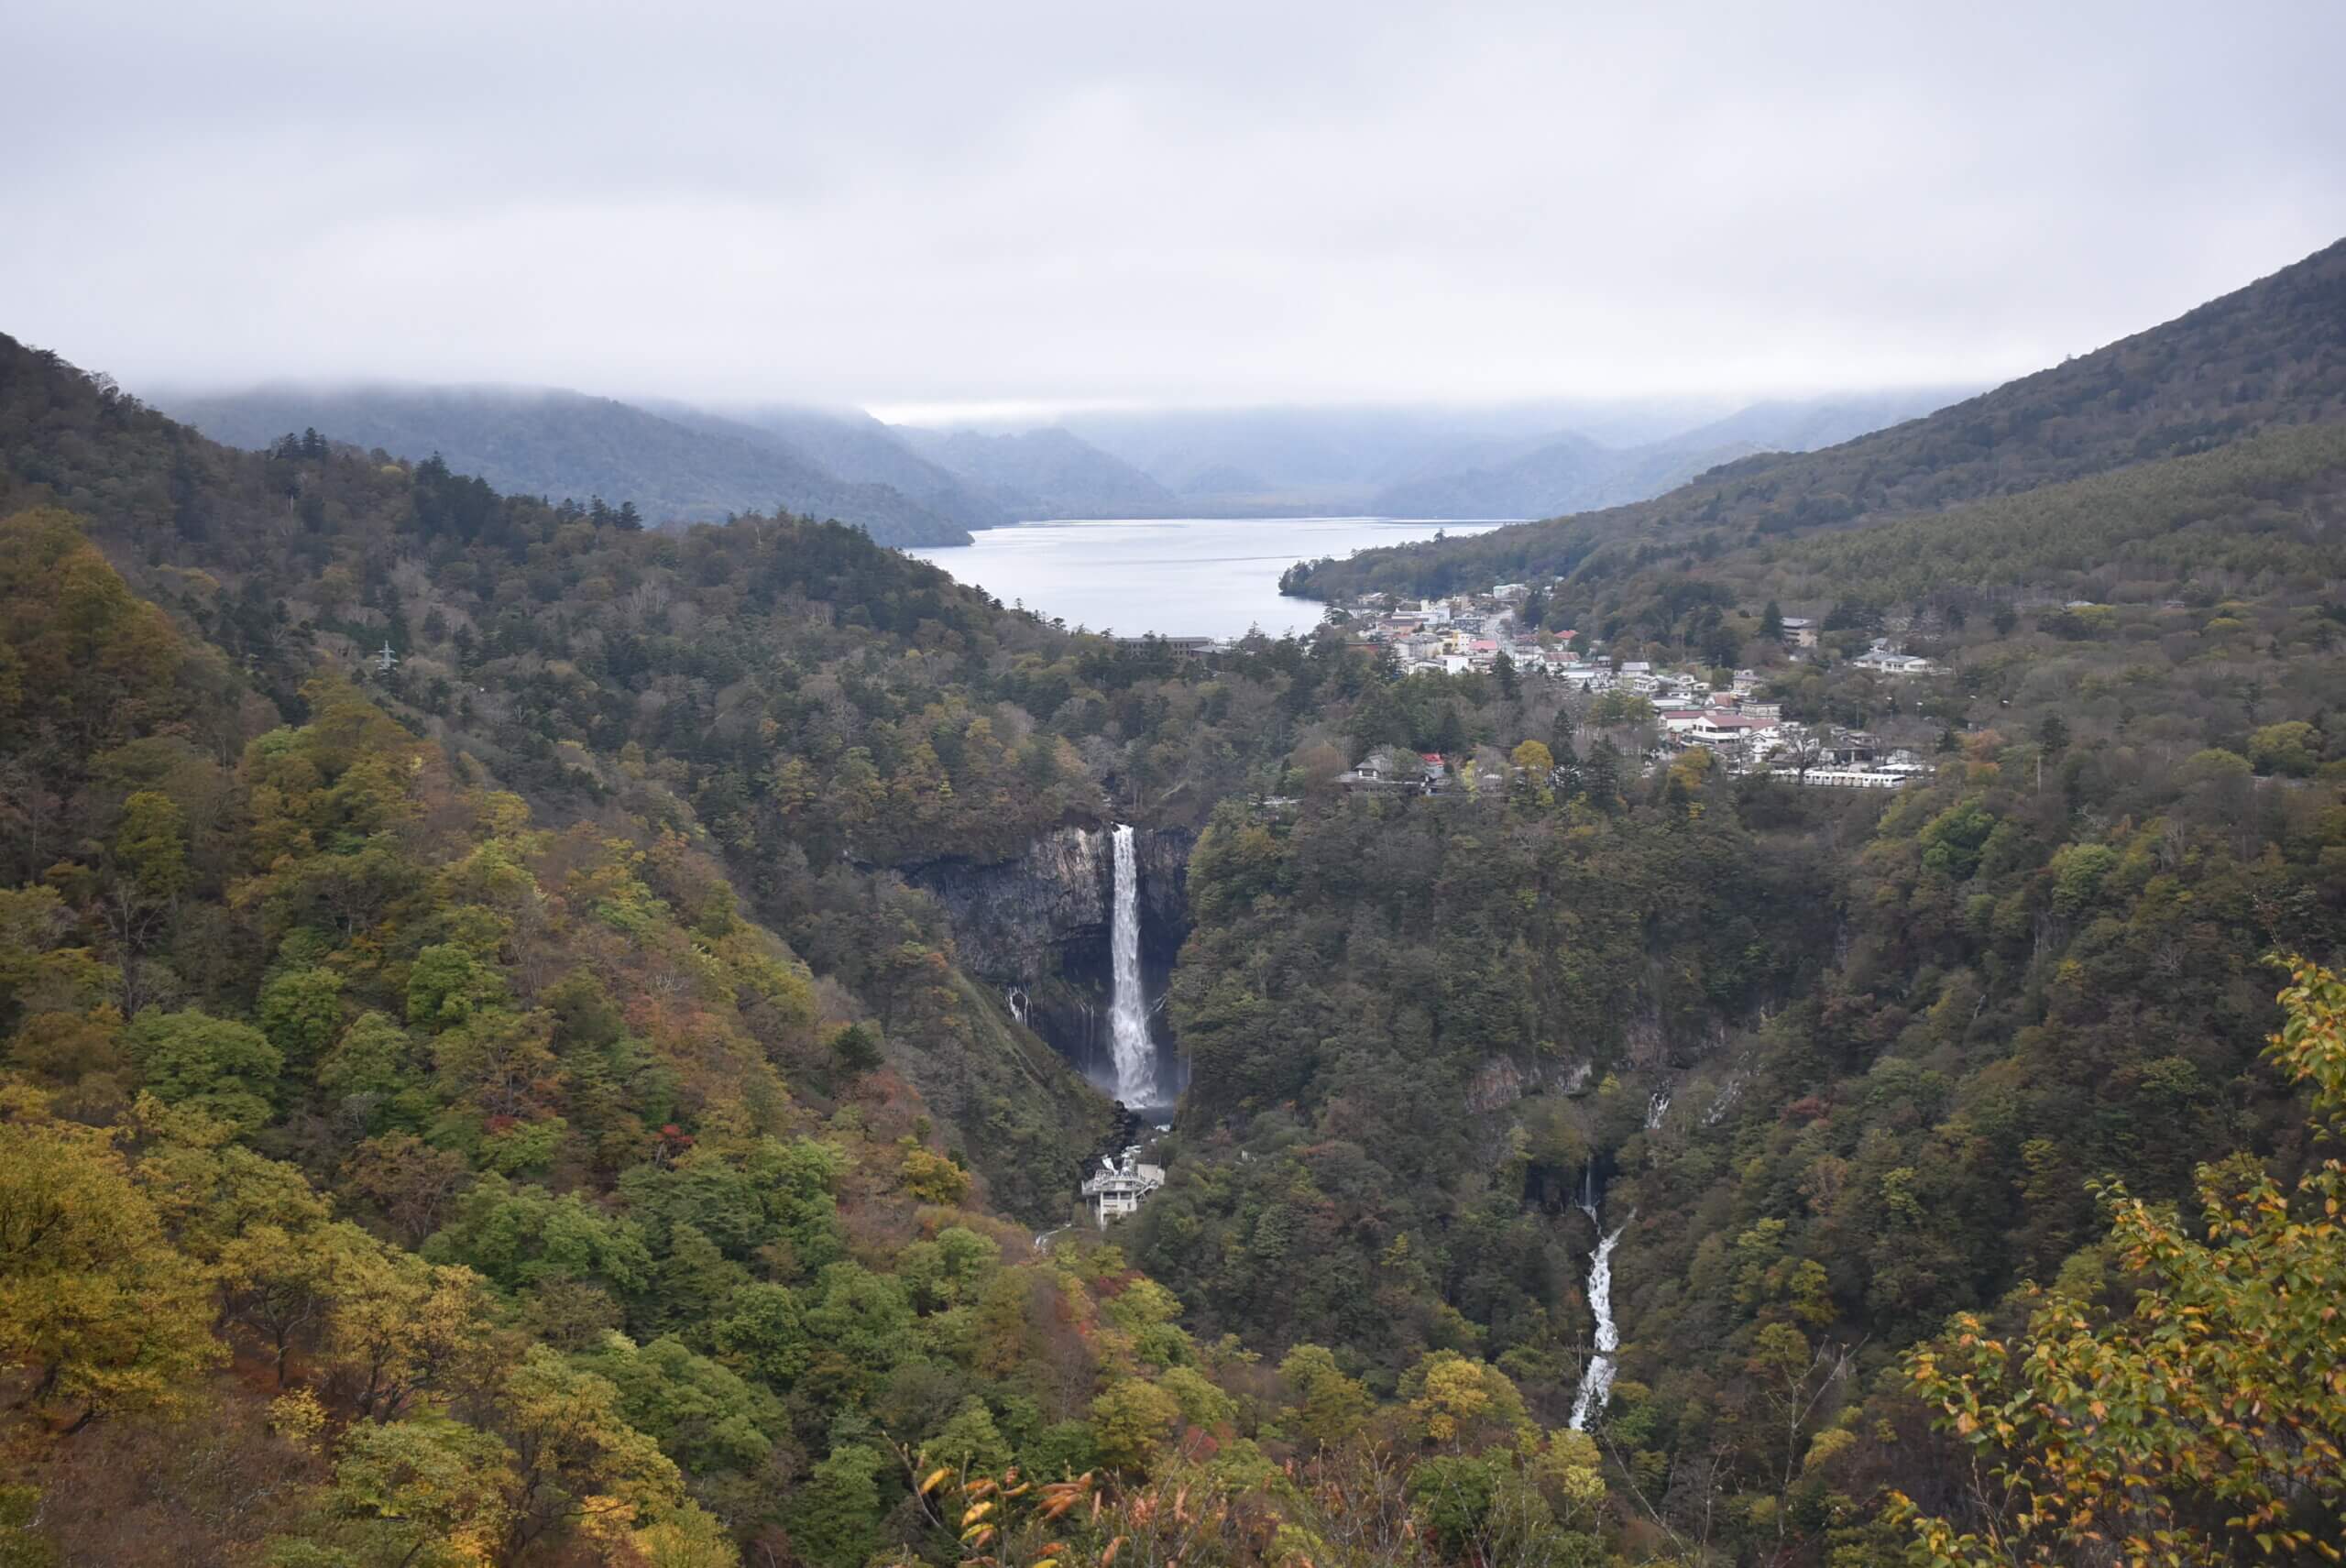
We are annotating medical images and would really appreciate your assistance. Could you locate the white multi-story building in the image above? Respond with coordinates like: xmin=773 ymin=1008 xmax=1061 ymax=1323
xmin=1081 ymin=1150 xmax=1166 ymax=1225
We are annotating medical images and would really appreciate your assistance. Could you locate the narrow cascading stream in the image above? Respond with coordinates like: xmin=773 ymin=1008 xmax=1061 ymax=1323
xmin=1570 ymin=1180 xmax=1628 ymax=1431
xmin=1108 ymin=824 xmax=1156 ymax=1105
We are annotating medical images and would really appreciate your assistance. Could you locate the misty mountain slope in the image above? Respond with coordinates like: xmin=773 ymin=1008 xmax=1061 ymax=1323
xmin=1584 ymin=437 xmax=1767 ymax=501
xmin=664 ymin=401 xmax=1013 ymax=532
xmin=1172 ymin=461 xmax=1273 ymax=497
xmin=156 ymin=382 xmax=974 ymax=546
xmin=1366 ymin=429 xmax=1762 ymax=519
xmin=1061 ymin=393 xmax=1972 ymax=519
xmin=1361 ymin=388 xmax=1971 ymax=520
xmin=1290 ymin=234 xmax=2346 ymax=598
xmin=1066 ymin=404 xmax=1577 ymax=497
xmin=896 ymin=424 xmax=1178 ymax=517
xmin=1365 ymin=428 xmax=1610 ymax=517
xmin=1651 ymin=385 xmax=1972 ymax=455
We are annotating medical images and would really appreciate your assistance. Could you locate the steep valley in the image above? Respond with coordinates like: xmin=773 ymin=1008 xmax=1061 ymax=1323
xmin=5 ymin=232 xmax=2346 ymax=1566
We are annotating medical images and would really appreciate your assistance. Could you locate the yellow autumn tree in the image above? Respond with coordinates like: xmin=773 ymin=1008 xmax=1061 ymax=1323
xmin=326 ymin=1413 xmax=517 ymax=1568
xmin=325 ymin=1244 xmax=498 ymax=1423
xmin=1400 ymin=1351 xmax=1539 ymax=1453
xmin=1277 ymin=1343 xmax=1373 ymax=1449
xmin=0 ymin=1099 xmax=218 ymax=1424
xmin=1895 ymin=956 xmax=2346 ymax=1564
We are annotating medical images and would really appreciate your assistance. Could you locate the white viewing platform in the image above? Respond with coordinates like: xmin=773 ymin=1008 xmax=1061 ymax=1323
xmin=1081 ymin=1147 xmax=1165 ymax=1226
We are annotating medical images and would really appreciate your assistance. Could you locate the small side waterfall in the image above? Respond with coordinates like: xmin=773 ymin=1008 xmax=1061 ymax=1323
xmin=1569 ymin=1177 xmax=1628 ymax=1431
xmin=1108 ymin=825 xmax=1156 ymax=1104
xmin=1644 ymin=1088 xmax=1672 ymax=1130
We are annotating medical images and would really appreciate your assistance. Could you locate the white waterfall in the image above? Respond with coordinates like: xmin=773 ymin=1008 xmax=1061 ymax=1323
xmin=1108 ymin=825 xmax=1156 ymax=1104
xmin=1569 ymin=1189 xmax=1627 ymax=1431
xmin=1645 ymin=1088 xmax=1672 ymax=1130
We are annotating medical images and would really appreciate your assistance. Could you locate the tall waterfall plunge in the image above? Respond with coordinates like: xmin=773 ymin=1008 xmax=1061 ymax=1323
xmin=1107 ymin=825 xmax=1157 ymax=1105
xmin=1569 ymin=1179 xmax=1628 ymax=1431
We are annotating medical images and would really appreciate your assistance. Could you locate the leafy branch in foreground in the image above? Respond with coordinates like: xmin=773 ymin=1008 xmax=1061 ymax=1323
xmin=1894 ymin=955 xmax=2346 ymax=1565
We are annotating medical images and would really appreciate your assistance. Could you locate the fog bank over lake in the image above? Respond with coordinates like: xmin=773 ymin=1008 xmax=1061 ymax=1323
xmin=908 ymin=517 xmax=1508 ymax=641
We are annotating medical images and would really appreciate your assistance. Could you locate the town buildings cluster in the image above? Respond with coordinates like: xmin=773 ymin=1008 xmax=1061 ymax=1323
xmin=1332 ymin=587 xmax=1943 ymax=791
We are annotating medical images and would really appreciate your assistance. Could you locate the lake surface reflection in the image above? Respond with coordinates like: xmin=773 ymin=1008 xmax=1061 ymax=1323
xmin=907 ymin=516 xmax=1509 ymax=641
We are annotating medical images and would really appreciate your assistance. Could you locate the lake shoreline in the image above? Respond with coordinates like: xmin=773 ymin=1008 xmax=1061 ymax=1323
xmin=909 ymin=515 xmax=1512 ymax=641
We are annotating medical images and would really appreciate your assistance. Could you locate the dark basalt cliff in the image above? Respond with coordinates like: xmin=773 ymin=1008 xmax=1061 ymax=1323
xmin=903 ymin=826 xmax=1193 ymax=1103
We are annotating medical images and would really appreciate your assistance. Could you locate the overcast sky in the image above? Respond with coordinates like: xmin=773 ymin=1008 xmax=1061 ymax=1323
xmin=6 ymin=0 xmax=2341 ymax=416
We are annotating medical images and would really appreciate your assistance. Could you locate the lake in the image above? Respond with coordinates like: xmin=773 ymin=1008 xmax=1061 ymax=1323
xmin=906 ymin=516 xmax=1510 ymax=641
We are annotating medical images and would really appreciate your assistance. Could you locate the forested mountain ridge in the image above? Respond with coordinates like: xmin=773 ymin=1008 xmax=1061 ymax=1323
xmin=1475 ymin=416 xmax=2346 ymax=674
xmin=1288 ymin=236 xmax=2346 ymax=599
xmin=155 ymin=381 xmax=979 ymax=546
xmin=0 ymin=332 xmax=1116 ymax=1208
xmin=24 ymin=497 xmax=1539 ymax=1566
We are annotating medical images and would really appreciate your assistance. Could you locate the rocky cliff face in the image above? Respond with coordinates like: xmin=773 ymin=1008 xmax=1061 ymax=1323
xmin=910 ymin=828 xmax=1107 ymax=981
xmin=903 ymin=826 xmax=1194 ymax=1105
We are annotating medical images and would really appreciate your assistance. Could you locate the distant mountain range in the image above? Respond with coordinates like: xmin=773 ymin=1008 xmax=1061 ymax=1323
xmin=154 ymin=379 xmax=1979 ymax=547
xmin=1067 ymin=403 xmax=1593 ymax=502
xmin=1047 ymin=393 xmax=1973 ymax=518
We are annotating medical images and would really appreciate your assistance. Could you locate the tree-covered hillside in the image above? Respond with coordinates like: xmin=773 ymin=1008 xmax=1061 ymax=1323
xmin=0 ymin=477 xmax=1628 ymax=1568
xmin=157 ymin=381 xmax=977 ymax=546
xmin=683 ymin=403 xmax=1011 ymax=534
xmin=1 ymin=334 xmax=1124 ymax=1215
